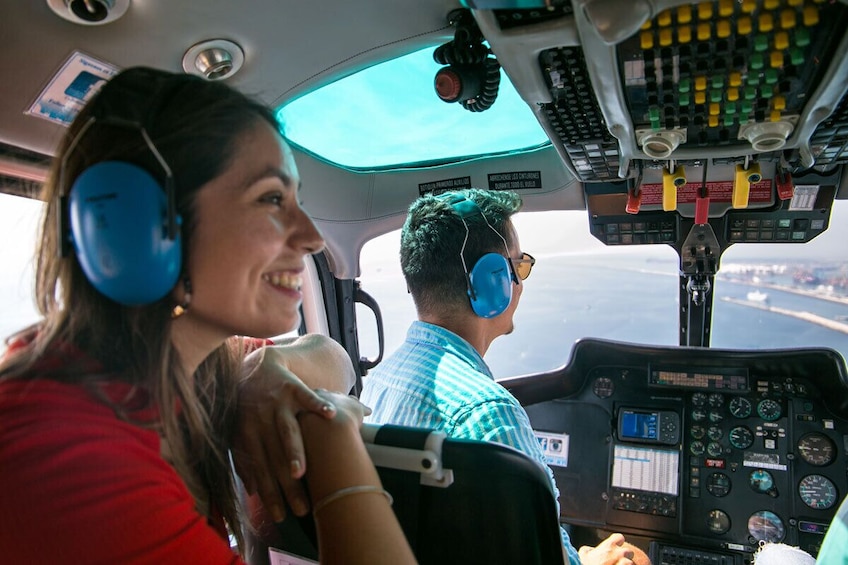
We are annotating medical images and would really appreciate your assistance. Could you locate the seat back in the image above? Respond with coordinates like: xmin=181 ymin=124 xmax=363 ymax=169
xmin=243 ymin=423 xmax=565 ymax=565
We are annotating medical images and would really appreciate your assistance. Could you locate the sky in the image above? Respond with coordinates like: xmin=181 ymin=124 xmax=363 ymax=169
xmin=278 ymin=47 xmax=548 ymax=169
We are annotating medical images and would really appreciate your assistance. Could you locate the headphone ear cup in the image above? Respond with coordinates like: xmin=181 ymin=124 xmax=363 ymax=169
xmin=69 ymin=161 xmax=182 ymax=306
xmin=467 ymin=252 xmax=512 ymax=318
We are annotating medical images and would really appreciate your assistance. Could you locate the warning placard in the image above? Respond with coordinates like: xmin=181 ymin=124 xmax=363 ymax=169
xmin=488 ymin=171 xmax=543 ymax=191
xmin=639 ymin=179 xmax=772 ymax=205
xmin=418 ymin=176 xmax=472 ymax=196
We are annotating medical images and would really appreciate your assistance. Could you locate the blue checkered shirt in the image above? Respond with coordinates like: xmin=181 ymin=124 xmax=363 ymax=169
xmin=360 ymin=321 xmax=580 ymax=565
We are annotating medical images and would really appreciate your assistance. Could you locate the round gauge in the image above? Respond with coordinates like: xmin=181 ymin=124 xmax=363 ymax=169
xmin=749 ymin=469 xmax=775 ymax=494
xmin=707 ymin=472 xmax=731 ymax=497
xmin=757 ymin=399 xmax=782 ymax=421
xmin=690 ymin=440 xmax=705 ymax=456
xmin=729 ymin=426 xmax=754 ymax=450
xmin=707 ymin=509 xmax=731 ymax=534
xmin=692 ymin=392 xmax=708 ymax=407
xmin=592 ymin=377 xmax=614 ymax=398
xmin=707 ymin=442 xmax=724 ymax=458
xmin=729 ymin=397 xmax=752 ymax=418
xmin=708 ymin=410 xmax=724 ymax=424
xmin=797 ymin=433 xmax=836 ymax=467
xmin=691 ymin=408 xmax=707 ymax=422
xmin=747 ymin=510 xmax=785 ymax=543
xmin=707 ymin=426 xmax=723 ymax=441
xmin=690 ymin=425 xmax=706 ymax=440
xmin=798 ymin=474 xmax=838 ymax=510
xmin=708 ymin=393 xmax=725 ymax=408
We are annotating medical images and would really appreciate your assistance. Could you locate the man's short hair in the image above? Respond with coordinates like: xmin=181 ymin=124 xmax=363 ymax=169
xmin=400 ymin=188 xmax=522 ymax=315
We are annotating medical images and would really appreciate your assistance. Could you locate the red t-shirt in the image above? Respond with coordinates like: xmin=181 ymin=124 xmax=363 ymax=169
xmin=0 ymin=376 xmax=245 ymax=564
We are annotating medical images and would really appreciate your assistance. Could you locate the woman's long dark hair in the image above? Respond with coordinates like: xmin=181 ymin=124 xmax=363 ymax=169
xmin=0 ymin=67 xmax=281 ymax=552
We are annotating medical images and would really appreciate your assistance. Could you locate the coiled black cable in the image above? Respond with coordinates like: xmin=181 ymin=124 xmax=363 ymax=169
xmin=433 ymin=15 xmax=501 ymax=112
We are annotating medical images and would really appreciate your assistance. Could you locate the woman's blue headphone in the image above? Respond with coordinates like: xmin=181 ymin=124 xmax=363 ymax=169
xmin=441 ymin=193 xmax=516 ymax=318
xmin=58 ymin=70 xmax=182 ymax=306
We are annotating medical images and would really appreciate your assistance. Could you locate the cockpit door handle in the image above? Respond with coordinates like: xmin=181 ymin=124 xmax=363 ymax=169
xmin=354 ymin=282 xmax=384 ymax=374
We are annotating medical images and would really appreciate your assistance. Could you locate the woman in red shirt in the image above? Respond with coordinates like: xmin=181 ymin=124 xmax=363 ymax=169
xmin=0 ymin=66 xmax=415 ymax=565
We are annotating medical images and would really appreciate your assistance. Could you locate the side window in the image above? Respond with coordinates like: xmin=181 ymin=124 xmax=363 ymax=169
xmin=0 ymin=194 xmax=43 ymax=351
xmin=357 ymin=210 xmax=680 ymax=379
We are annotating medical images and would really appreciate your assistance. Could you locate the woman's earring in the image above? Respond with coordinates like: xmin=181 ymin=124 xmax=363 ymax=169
xmin=171 ymin=278 xmax=192 ymax=319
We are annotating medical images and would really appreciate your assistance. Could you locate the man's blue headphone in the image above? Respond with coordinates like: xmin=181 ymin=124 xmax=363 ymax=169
xmin=441 ymin=193 xmax=516 ymax=318
xmin=58 ymin=68 xmax=182 ymax=306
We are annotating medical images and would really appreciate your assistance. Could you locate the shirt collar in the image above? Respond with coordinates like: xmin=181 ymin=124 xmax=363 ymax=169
xmin=407 ymin=320 xmax=494 ymax=380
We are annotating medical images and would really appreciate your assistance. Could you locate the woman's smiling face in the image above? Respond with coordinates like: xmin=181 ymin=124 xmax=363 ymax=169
xmin=177 ymin=119 xmax=324 ymax=348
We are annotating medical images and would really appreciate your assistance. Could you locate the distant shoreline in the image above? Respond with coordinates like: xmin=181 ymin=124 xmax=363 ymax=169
xmin=723 ymin=279 xmax=848 ymax=306
xmin=721 ymin=297 xmax=848 ymax=335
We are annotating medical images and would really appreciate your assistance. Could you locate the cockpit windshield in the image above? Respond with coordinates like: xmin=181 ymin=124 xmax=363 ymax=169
xmin=358 ymin=201 xmax=848 ymax=379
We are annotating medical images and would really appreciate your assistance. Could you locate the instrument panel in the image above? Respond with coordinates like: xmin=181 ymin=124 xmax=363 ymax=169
xmin=509 ymin=339 xmax=848 ymax=559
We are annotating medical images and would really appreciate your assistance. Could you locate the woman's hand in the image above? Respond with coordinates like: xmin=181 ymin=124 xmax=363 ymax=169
xmin=232 ymin=335 xmax=356 ymax=522
xmin=309 ymin=388 xmax=372 ymax=431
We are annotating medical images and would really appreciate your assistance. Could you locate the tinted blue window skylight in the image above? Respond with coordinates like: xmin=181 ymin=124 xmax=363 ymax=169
xmin=277 ymin=47 xmax=548 ymax=169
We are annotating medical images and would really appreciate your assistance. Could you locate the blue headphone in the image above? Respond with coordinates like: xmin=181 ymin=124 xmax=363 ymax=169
xmin=58 ymin=72 xmax=182 ymax=306
xmin=441 ymin=193 xmax=516 ymax=318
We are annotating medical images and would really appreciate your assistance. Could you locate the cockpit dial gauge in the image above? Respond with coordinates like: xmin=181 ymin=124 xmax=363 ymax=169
xmin=797 ymin=433 xmax=836 ymax=467
xmin=756 ymin=399 xmax=782 ymax=421
xmin=690 ymin=425 xmax=706 ymax=440
xmin=798 ymin=474 xmax=838 ymax=510
xmin=691 ymin=392 xmax=708 ymax=407
xmin=708 ymin=410 xmax=724 ymax=424
xmin=691 ymin=408 xmax=707 ymax=422
xmin=707 ymin=509 xmax=731 ymax=534
xmin=729 ymin=426 xmax=754 ymax=450
xmin=706 ymin=472 xmax=731 ymax=497
xmin=749 ymin=469 xmax=775 ymax=494
xmin=707 ymin=442 xmax=724 ymax=458
xmin=707 ymin=426 xmax=723 ymax=441
xmin=747 ymin=510 xmax=785 ymax=543
xmin=707 ymin=393 xmax=724 ymax=408
xmin=729 ymin=397 xmax=752 ymax=418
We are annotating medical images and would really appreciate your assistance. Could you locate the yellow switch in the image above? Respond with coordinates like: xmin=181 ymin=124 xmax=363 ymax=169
xmin=663 ymin=166 xmax=686 ymax=211
xmin=803 ymin=6 xmax=819 ymax=26
xmin=733 ymin=163 xmax=761 ymax=208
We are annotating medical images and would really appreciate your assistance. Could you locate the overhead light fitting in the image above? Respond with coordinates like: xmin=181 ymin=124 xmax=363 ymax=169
xmin=47 ymin=0 xmax=130 ymax=26
xmin=182 ymin=40 xmax=245 ymax=81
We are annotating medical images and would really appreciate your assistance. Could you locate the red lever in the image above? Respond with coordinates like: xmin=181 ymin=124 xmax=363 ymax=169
xmin=776 ymin=172 xmax=794 ymax=200
xmin=626 ymin=187 xmax=642 ymax=214
xmin=695 ymin=186 xmax=710 ymax=225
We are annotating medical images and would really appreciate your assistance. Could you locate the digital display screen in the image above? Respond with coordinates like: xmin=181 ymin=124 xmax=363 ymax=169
xmin=620 ymin=411 xmax=658 ymax=440
xmin=612 ymin=445 xmax=679 ymax=495
xmin=649 ymin=366 xmax=749 ymax=391
xmin=798 ymin=521 xmax=829 ymax=535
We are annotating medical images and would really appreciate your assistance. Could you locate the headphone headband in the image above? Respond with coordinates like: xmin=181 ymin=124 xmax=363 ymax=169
xmin=88 ymin=66 xmax=185 ymax=125
xmin=439 ymin=192 xmax=516 ymax=318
